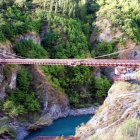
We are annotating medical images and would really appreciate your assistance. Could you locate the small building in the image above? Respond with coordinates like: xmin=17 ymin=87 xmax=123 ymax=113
xmin=114 ymin=66 xmax=137 ymax=81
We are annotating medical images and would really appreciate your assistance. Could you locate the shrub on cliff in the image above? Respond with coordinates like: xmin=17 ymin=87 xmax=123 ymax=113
xmin=95 ymin=41 xmax=116 ymax=58
xmin=4 ymin=67 xmax=40 ymax=117
xmin=0 ymin=31 xmax=6 ymax=43
xmin=97 ymin=0 xmax=140 ymax=44
xmin=95 ymin=77 xmax=111 ymax=102
xmin=119 ymin=118 xmax=140 ymax=139
xmin=14 ymin=40 xmax=48 ymax=58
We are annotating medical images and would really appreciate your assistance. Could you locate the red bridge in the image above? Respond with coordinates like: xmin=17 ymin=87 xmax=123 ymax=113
xmin=0 ymin=59 xmax=139 ymax=67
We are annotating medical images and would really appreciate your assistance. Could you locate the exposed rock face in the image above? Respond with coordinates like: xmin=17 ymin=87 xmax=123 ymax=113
xmin=28 ymin=65 xmax=70 ymax=120
xmin=101 ymin=67 xmax=114 ymax=81
xmin=0 ymin=41 xmax=13 ymax=52
xmin=91 ymin=18 xmax=140 ymax=59
xmin=76 ymin=81 xmax=140 ymax=140
xmin=6 ymin=122 xmax=29 ymax=140
xmin=0 ymin=42 xmax=18 ymax=99
xmin=0 ymin=64 xmax=19 ymax=99
xmin=130 ymin=47 xmax=140 ymax=60
xmin=0 ymin=85 xmax=5 ymax=99
xmin=90 ymin=18 xmax=140 ymax=80
xmin=69 ymin=107 xmax=97 ymax=116
xmin=16 ymin=126 xmax=28 ymax=140
xmin=0 ymin=66 xmax=6 ymax=99
xmin=27 ymin=115 xmax=52 ymax=131
xmin=93 ymin=67 xmax=101 ymax=78
xmin=9 ymin=71 xmax=17 ymax=89
xmin=90 ymin=19 xmax=122 ymax=43
xmin=95 ymin=19 xmax=122 ymax=42
xmin=17 ymin=32 xmax=41 ymax=45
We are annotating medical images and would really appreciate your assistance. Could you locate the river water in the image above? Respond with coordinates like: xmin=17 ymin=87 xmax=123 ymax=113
xmin=24 ymin=115 xmax=92 ymax=140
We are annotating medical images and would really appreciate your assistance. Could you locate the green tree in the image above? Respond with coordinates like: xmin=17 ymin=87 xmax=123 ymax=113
xmin=14 ymin=40 xmax=48 ymax=58
xmin=97 ymin=0 xmax=140 ymax=44
xmin=17 ymin=68 xmax=31 ymax=91
xmin=4 ymin=67 xmax=40 ymax=117
xmin=95 ymin=77 xmax=111 ymax=103
xmin=95 ymin=41 xmax=116 ymax=58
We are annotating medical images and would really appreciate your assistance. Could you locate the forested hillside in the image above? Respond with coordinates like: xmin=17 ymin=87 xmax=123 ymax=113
xmin=0 ymin=0 xmax=139 ymax=117
xmin=0 ymin=0 xmax=111 ymax=111
xmin=97 ymin=0 xmax=140 ymax=44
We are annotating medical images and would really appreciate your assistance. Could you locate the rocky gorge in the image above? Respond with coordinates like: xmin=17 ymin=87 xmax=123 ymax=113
xmin=0 ymin=16 xmax=137 ymax=140
xmin=0 ymin=54 xmax=97 ymax=140
xmin=0 ymin=0 xmax=140 ymax=140
xmin=0 ymin=33 xmax=97 ymax=140
xmin=75 ymin=2 xmax=140 ymax=138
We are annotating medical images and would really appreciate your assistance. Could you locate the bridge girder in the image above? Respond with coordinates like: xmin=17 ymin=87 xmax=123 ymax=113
xmin=0 ymin=59 xmax=139 ymax=67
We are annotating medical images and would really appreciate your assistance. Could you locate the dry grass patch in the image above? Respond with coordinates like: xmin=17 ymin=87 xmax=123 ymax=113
xmin=114 ymin=118 xmax=140 ymax=140
xmin=110 ymin=82 xmax=138 ymax=95
xmin=96 ymin=102 xmax=108 ymax=116
xmin=87 ymin=118 xmax=140 ymax=140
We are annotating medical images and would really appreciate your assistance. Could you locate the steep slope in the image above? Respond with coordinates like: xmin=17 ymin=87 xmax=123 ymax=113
xmin=0 ymin=2 xmax=100 ymax=135
xmin=1 ymin=0 xmax=140 ymax=139
xmin=0 ymin=32 xmax=70 ymax=139
xmin=96 ymin=0 xmax=140 ymax=44
xmin=76 ymin=81 xmax=140 ymax=140
xmin=76 ymin=0 xmax=140 ymax=139
xmin=28 ymin=65 xmax=70 ymax=120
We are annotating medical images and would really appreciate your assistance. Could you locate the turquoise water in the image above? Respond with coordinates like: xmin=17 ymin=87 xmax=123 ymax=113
xmin=24 ymin=115 xmax=92 ymax=140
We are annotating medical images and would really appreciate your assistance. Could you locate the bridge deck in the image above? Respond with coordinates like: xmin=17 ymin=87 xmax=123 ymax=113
xmin=0 ymin=59 xmax=139 ymax=67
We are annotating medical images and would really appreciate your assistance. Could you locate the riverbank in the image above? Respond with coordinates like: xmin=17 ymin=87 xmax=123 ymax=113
xmin=17 ymin=106 xmax=97 ymax=140
xmin=69 ymin=106 xmax=97 ymax=116
xmin=49 ymin=105 xmax=97 ymax=120
xmin=24 ymin=115 xmax=92 ymax=140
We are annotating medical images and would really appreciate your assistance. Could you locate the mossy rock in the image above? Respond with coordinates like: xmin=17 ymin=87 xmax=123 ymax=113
xmin=0 ymin=116 xmax=10 ymax=125
xmin=3 ymin=64 xmax=17 ymax=79
xmin=0 ymin=126 xmax=16 ymax=139
xmin=28 ymin=115 xmax=52 ymax=131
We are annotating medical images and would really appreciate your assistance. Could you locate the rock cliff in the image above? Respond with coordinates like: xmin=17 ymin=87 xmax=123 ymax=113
xmin=76 ymin=81 xmax=140 ymax=140
xmin=0 ymin=33 xmax=70 ymax=140
xmin=28 ymin=65 xmax=70 ymax=120
xmin=90 ymin=18 xmax=140 ymax=80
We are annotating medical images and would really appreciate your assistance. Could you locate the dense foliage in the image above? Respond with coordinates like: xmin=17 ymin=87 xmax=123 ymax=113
xmin=32 ymin=0 xmax=99 ymax=21
xmin=40 ymin=3 xmax=110 ymax=107
xmin=42 ymin=15 xmax=91 ymax=58
xmin=0 ymin=0 xmax=112 ymax=108
xmin=14 ymin=40 xmax=48 ymax=58
xmin=97 ymin=0 xmax=140 ymax=44
xmin=4 ymin=67 xmax=40 ymax=118
xmin=0 ymin=5 xmax=41 ymax=42
xmin=42 ymin=65 xmax=110 ymax=107
xmin=92 ymin=41 xmax=116 ymax=58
